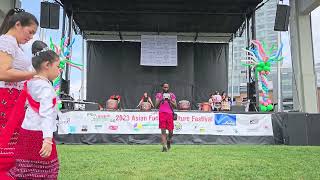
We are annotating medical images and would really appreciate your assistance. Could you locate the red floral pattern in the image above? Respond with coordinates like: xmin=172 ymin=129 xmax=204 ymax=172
xmin=0 ymin=88 xmax=21 ymax=173
xmin=8 ymin=128 xmax=59 ymax=179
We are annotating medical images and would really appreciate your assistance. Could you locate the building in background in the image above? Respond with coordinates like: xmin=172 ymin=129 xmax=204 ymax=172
xmin=311 ymin=7 xmax=320 ymax=112
xmin=280 ymin=66 xmax=293 ymax=111
xmin=228 ymin=0 xmax=293 ymax=111
xmin=0 ymin=0 xmax=20 ymax=23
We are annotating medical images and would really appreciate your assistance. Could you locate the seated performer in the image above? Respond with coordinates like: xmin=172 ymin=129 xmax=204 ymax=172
xmin=138 ymin=92 xmax=154 ymax=108
xmin=209 ymin=91 xmax=222 ymax=111
xmin=109 ymin=95 xmax=121 ymax=109
xmin=221 ymin=91 xmax=227 ymax=101
xmin=221 ymin=94 xmax=231 ymax=111
xmin=208 ymin=94 xmax=215 ymax=107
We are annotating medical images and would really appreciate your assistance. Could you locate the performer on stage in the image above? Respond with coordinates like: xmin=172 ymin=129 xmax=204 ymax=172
xmin=109 ymin=94 xmax=121 ymax=109
xmin=208 ymin=94 xmax=215 ymax=108
xmin=221 ymin=92 xmax=231 ymax=111
xmin=155 ymin=83 xmax=177 ymax=152
xmin=0 ymin=8 xmax=38 ymax=178
xmin=213 ymin=91 xmax=222 ymax=111
xmin=221 ymin=91 xmax=227 ymax=101
xmin=4 ymin=41 xmax=60 ymax=179
xmin=137 ymin=92 xmax=154 ymax=108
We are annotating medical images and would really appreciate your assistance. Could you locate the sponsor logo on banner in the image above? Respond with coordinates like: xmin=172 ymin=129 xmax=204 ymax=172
xmin=87 ymin=112 xmax=96 ymax=118
xmin=250 ymin=119 xmax=259 ymax=124
xmin=192 ymin=125 xmax=206 ymax=133
xmin=88 ymin=112 xmax=115 ymax=122
xmin=94 ymin=125 xmax=103 ymax=132
xmin=133 ymin=122 xmax=157 ymax=131
xmin=215 ymin=114 xmax=236 ymax=126
xmin=133 ymin=123 xmax=143 ymax=131
xmin=247 ymin=117 xmax=262 ymax=132
xmin=216 ymin=129 xmax=224 ymax=133
xmin=57 ymin=117 xmax=70 ymax=125
xmin=109 ymin=125 xmax=118 ymax=131
xmin=174 ymin=122 xmax=182 ymax=132
xmin=142 ymin=123 xmax=158 ymax=128
xmin=69 ymin=125 xmax=76 ymax=133
xmin=81 ymin=125 xmax=88 ymax=132
xmin=199 ymin=128 xmax=206 ymax=133
xmin=95 ymin=125 xmax=103 ymax=129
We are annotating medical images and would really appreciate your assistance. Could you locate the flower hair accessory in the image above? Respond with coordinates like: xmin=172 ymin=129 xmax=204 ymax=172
xmin=14 ymin=8 xmax=25 ymax=13
xmin=32 ymin=47 xmax=51 ymax=57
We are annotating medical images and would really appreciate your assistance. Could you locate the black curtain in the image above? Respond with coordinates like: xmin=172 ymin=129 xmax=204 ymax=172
xmin=87 ymin=41 xmax=228 ymax=109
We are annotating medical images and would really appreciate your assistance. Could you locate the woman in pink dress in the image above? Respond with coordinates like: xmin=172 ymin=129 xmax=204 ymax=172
xmin=0 ymin=8 xmax=38 ymax=178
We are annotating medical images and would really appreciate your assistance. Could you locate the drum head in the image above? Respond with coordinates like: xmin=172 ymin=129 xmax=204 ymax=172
xmin=141 ymin=102 xmax=151 ymax=111
xmin=179 ymin=100 xmax=190 ymax=110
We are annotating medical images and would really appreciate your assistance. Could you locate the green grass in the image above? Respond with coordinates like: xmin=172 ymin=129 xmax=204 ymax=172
xmin=58 ymin=145 xmax=320 ymax=180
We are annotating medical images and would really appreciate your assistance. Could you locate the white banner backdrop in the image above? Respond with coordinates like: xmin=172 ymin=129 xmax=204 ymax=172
xmin=58 ymin=111 xmax=273 ymax=136
xmin=140 ymin=35 xmax=177 ymax=66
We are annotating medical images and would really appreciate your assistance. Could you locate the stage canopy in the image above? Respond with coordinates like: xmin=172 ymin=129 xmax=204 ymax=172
xmin=57 ymin=0 xmax=262 ymax=43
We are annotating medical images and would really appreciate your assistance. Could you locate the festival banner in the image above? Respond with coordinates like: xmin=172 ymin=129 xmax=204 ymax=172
xmin=58 ymin=111 xmax=273 ymax=136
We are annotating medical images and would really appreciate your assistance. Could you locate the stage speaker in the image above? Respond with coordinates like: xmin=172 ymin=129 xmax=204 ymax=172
xmin=282 ymin=113 xmax=308 ymax=145
xmin=61 ymin=101 xmax=74 ymax=110
xmin=247 ymin=81 xmax=256 ymax=97
xmin=272 ymin=113 xmax=286 ymax=145
xmin=40 ymin=2 xmax=50 ymax=28
xmin=306 ymin=114 xmax=320 ymax=145
xmin=274 ymin=4 xmax=290 ymax=31
xmin=61 ymin=78 xmax=70 ymax=95
xmin=85 ymin=103 xmax=99 ymax=111
xmin=49 ymin=3 xmax=60 ymax=29
xmin=40 ymin=2 xmax=60 ymax=29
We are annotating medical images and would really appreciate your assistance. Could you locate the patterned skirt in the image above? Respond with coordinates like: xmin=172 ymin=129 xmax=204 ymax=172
xmin=8 ymin=128 xmax=59 ymax=179
xmin=0 ymin=88 xmax=21 ymax=173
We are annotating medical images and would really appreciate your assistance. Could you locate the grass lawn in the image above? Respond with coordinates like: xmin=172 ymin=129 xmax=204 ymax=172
xmin=58 ymin=145 xmax=320 ymax=180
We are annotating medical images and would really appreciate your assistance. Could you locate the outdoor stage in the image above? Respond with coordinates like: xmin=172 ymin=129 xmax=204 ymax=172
xmin=56 ymin=110 xmax=320 ymax=146
xmin=54 ymin=0 xmax=320 ymax=147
